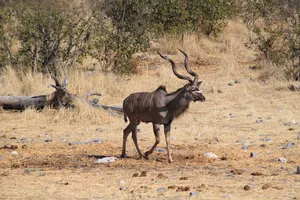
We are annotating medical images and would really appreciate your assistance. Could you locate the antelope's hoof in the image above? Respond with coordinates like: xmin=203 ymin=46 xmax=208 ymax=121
xmin=168 ymin=158 xmax=174 ymax=163
xmin=144 ymin=151 xmax=151 ymax=157
xmin=143 ymin=155 xmax=149 ymax=160
xmin=120 ymin=154 xmax=128 ymax=158
xmin=136 ymin=154 xmax=145 ymax=160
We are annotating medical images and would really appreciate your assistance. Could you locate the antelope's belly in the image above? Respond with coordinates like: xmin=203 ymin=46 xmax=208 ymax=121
xmin=136 ymin=112 xmax=168 ymax=124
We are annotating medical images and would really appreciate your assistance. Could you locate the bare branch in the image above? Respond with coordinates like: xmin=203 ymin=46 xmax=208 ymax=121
xmin=84 ymin=92 xmax=102 ymax=100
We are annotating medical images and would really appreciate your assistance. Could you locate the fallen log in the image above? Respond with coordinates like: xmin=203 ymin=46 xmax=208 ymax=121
xmin=0 ymin=76 xmax=74 ymax=110
xmin=0 ymin=76 xmax=123 ymax=114
xmin=0 ymin=95 xmax=48 ymax=110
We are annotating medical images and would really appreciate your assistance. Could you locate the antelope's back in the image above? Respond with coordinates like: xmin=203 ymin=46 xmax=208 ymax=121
xmin=123 ymin=92 xmax=155 ymax=120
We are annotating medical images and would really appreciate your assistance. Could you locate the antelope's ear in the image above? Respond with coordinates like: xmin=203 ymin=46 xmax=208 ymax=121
xmin=196 ymin=81 xmax=203 ymax=86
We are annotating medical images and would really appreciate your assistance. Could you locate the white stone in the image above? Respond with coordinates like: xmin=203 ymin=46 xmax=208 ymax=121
xmin=204 ymin=152 xmax=218 ymax=159
xmin=95 ymin=157 xmax=117 ymax=164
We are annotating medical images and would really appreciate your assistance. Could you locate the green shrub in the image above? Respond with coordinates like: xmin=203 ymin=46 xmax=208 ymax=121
xmin=0 ymin=1 xmax=96 ymax=75
xmin=96 ymin=0 xmax=150 ymax=74
xmin=243 ymin=0 xmax=300 ymax=81
xmin=1 ymin=0 xmax=237 ymax=75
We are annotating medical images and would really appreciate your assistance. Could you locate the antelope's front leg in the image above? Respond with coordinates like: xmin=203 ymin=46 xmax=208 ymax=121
xmin=164 ymin=123 xmax=173 ymax=163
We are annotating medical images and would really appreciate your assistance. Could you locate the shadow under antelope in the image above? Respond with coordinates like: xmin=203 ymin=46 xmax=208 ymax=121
xmin=121 ymin=49 xmax=206 ymax=163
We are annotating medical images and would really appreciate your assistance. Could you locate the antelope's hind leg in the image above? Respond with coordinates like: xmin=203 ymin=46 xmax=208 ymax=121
xmin=132 ymin=131 xmax=143 ymax=159
xmin=121 ymin=124 xmax=131 ymax=158
xmin=144 ymin=123 xmax=160 ymax=159
xmin=131 ymin=119 xmax=144 ymax=159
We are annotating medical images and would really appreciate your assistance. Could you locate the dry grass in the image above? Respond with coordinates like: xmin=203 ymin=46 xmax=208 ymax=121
xmin=1 ymin=21 xmax=300 ymax=200
xmin=157 ymin=21 xmax=256 ymax=76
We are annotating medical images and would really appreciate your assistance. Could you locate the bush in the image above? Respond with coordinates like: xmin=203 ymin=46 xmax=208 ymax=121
xmin=1 ymin=0 xmax=237 ymax=75
xmin=243 ymin=0 xmax=300 ymax=81
xmin=95 ymin=0 xmax=151 ymax=74
xmin=0 ymin=5 xmax=18 ymax=68
xmin=96 ymin=0 xmax=236 ymax=74
xmin=150 ymin=0 xmax=236 ymax=37
xmin=0 ymin=1 xmax=96 ymax=75
xmin=187 ymin=0 xmax=236 ymax=37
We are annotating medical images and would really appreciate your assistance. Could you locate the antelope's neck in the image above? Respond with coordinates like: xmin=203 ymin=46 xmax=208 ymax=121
xmin=166 ymin=87 xmax=190 ymax=111
xmin=166 ymin=87 xmax=186 ymax=103
xmin=165 ymin=87 xmax=190 ymax=119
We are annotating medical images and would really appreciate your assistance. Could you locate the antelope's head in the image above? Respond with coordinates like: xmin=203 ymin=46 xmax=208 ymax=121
xmin=184 ymin=80 xmax=205 ymax=102
xmin=158 ymin=49 xmax=206 ymax=103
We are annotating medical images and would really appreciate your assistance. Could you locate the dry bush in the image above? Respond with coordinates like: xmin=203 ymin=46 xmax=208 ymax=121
xmin=156 ymin=21 xmax=257 ymax=81
xmin=258 ymin=62 xmax=287 ymax=83
xmin=155 ymin=22 xmax=295 ymax=84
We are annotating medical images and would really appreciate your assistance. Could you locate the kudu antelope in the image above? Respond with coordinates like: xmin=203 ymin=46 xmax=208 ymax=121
xmin=121 ymin=49 xmax=205 ymax=163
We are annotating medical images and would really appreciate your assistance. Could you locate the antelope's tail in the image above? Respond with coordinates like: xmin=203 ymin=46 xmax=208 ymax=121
xmin=124 ymin=112 xmax=128 ymax=123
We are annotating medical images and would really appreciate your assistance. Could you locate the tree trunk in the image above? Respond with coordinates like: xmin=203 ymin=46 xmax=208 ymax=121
xmin=98 ymin=104 xmax=123 ymax=114
xmin=0 ymin=95 xmax=124 ymax=114
xmin=33 ymin=38 xmax=39 ymax=72
xmin=0 ymin=95 xmax=48 ymax=110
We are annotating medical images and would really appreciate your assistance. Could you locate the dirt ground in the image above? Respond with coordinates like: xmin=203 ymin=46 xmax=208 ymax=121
xmin=1 ymin=62 xmax=300 ymax=200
